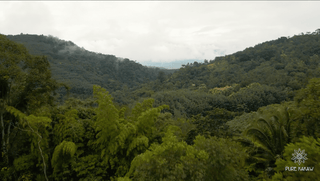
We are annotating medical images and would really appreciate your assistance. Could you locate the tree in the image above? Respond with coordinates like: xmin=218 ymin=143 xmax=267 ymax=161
xmin=157 ymin=71 xmax=166 ymax=83
xmin=123 ymin=126 xmax=248 ymax=181
xmin=50 ymin=109 xmax=84 ymax=179
xmin=272 ymin=136 xmax=320 ymax=181
xmin=1 ymin=34 xmax=31 ymax=166
xmin=193 ymin=136 xmax=249 ymax=181
xmin=124 ymin=126 xmax=209 ymax=181
xmin=294 ymin=78 xmax=320 ymax=138
xmin=187 ymin=108 xmax=242 ymax=144
xmin=91 ymin=85 xmax=169 ymax=178
xmin=0 ymin=34 xmax=64 ymax=180
xmin=241 ymin=105 xmax=298 ymax=178
xmin=5 ymin=106 xmax=52 ymax=181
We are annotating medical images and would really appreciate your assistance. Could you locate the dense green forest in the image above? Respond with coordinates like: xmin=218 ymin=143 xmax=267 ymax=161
xmin=1 ymin=29 xmax=320 ymax=181
xmin=6 ymin=34 xmax=177 ymax=100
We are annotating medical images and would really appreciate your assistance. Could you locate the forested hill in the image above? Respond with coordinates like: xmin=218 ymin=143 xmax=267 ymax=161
xmin=6 ymin=34 xmax=177 ymax=98
xmin=119 ymin=29 xmax=320 ymax=117
xmin=167 ymin=30 xmax=320 ymax=90
xmin=3 ymin=30 xmax=320 ymax=181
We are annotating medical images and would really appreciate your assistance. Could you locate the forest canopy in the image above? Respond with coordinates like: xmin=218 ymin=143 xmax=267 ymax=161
xmin=1 ymin=29 xmax=320 ymax=180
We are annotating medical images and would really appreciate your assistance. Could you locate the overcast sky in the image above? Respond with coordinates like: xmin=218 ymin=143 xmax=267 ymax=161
xmin=1 ymin=1 xmax=320 ymax=66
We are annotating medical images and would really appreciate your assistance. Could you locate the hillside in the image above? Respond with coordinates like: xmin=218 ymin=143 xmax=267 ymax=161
xmin=6 ymin=34 xmax=177 ymax=99
xmin=116 ymin=29 xmax=320 ymax=118
xmin=168 ymin=30 xmax=320 ymax=90
xmin=2 ymin=30 xmax=320 ymax=181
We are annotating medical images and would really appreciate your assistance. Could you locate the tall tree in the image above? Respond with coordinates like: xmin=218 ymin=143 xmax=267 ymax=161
xmin=240 ymin=105 xmax=299 ymax=179
xmin=91 ymin=85 xmax=169 ymax=178
xmin=122 ymin=126 xmax=248 ymax=181
xmin=0 ymin=34 xmax=64 ymax=180
xmin=294 ymin=78 xmax=320 ymax=138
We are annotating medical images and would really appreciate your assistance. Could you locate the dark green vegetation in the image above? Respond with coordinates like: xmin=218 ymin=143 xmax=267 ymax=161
xmin=1 ymin=29 xmax=320 ymax=180
xmin=6 ymin=34 xmax=177 ymax=100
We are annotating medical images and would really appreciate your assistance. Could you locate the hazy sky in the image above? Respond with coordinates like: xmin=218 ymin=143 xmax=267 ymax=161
xmin=1 ymin=1 xmax=320 ymax=65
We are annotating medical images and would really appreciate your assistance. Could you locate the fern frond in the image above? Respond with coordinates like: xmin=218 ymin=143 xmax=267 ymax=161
xmin=136 ymin=105 xmax=169 ymax=136
xmin=51 ymin=140 xmax=77 ymax=171
xmin=119 ymin=107 xmax=126 ymax=119
xmin=6 ymin=106 xmax=27 ymax=120
xmin=93 ymin=85 xmax=121 ymax=148
xmin=127 ymin=135 xmax=149 ymax=156
xmin=131 ymin=99 xmax=155 ymax=120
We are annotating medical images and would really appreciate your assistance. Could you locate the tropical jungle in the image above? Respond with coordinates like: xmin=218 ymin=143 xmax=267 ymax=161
xmin=1 ymin=29 xmax=320 ymax=180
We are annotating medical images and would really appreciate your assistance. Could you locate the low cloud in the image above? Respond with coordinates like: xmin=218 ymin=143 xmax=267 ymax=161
xmin=1 ymin=1 xmax=320 ymax=64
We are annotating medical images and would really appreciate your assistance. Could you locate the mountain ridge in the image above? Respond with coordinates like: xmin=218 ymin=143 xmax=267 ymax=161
xmin=6 ymin=34 xmax=177 ymax=99
xmin=112 ymin=29 xmax=320 ymax=116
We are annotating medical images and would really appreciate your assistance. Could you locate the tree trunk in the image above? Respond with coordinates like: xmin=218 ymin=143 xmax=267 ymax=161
xmin=6 ymin=121 xmax=11 ymax=163
xmin=1 ymin=112 xmax=8 ymax=164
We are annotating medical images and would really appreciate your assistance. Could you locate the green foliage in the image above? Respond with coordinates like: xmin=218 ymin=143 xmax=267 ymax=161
xmin=93 ymin=85 xmax=120 ymax=144
xmin=53 ymin=109 xmax=85 ymax=144
xmin=294 ymin=78 xmax=320 ymax=138
xmin=272 ymin=136 xmax=320 ymax=181
xmin=227 ymin=101 xmax=300 ymax=137
xmin=51 ymin=140 xmax=77 ymax=172
xmin=157 ymin=71 xmax=166 ymax=83
xmin=228 ymin=83 xmax=288 ymax=112
xmin=3 ymin=30 xmax=320 ymax=181
xmin=127 ymin=126 xmax=248 ymax=181
xmin=126 ymin=135 xmax=149 ymax=156
xmin=131 ymin=98 xmax=155 ymax=120
xmin=172 ymin=117 xmax=196 ymax=142
xmin=13 ymin=154 xmax=36 ymax=179
xmin=73 ymin=154 xmax=107 ymax=180
xmin=0 ymin=35 xmax=62 ymax=181
xmin=209 ymin=84 xmax=240 ymax=96
xmin=6 ymin=106 xmax=51 ymax=180
xmin=150 ymin=82 xmax=288 ymax=120
xmin=244 ymin=107 xmax=293 ymax=162
xmin=152 ymin=89 xmax=214 ymax=117
xmin=126 ymin=126 xmax=208 ymax=181
xmin=92 ymin=85 xmax=169 ymax=177
xmin=1 ymin=34 xmax=63 ymax=113
xmin=193 ymin=136 xmax=249 ymax=181
xmin=139 ymin=29 xmax=320 ymax=107
xmin=188 ymin=108 xmax=242 ymax=143
xmin=117 ymin=177 xmax=132 ymax=181
xmin=152 ymin=112 xmax=195 ymax=144
xmin=230 ymin=102 xmax=302 ymax=179
xmin=148 ymin=111 xmax=197 ymax=147
xmin=240 ymin=106 xmax=298 ymax=178
xmin=226 ymin=111 xmax=257 ymax=136
xmin=6 ymin=34 xmax=177 ymax=98
xmin=13 ymin=154 xmax=35 ymax=170
xmin=6 ymin=106 xmax=51 ymax=154
xmin=60 ymin=97 xmax=96 ymax=119
xmin=135 ymin=103 xmax=169 ymax=138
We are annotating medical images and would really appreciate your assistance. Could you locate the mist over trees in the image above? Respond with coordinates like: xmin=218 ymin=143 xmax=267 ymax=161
xmin=6 ymin=34 xmax=177 ymax=100
xmin=1 ymin=29 xmax=320 ymax=180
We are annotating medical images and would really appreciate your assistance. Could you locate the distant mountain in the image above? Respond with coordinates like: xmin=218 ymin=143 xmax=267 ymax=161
xmin=6 ymin=34 xmax=177 ymax=98
xmin=142 ymin=59 xmax=205 ymax=69
xmin=146 ymin=66 xmax=168 ymax=69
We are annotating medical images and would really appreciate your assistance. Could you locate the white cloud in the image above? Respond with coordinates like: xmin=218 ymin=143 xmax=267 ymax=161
xmin=1 ymin=1 xmax=320 ymax=64
xmin=1 ymin=2 xmax=60 ymax=36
